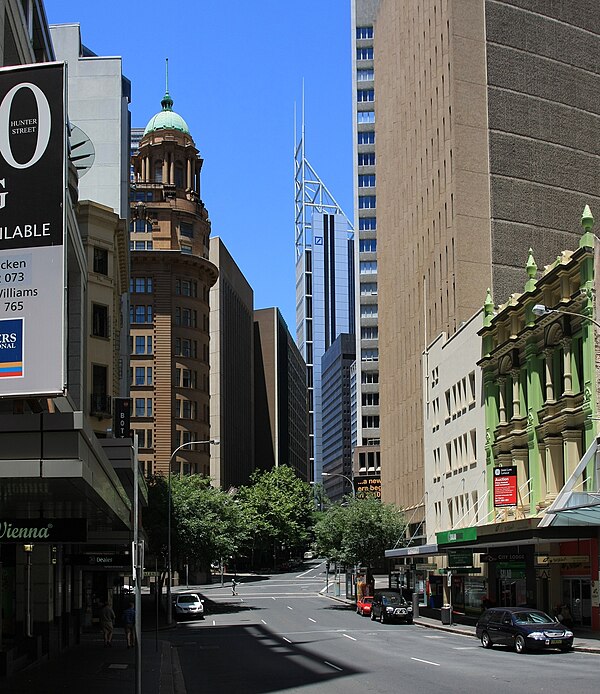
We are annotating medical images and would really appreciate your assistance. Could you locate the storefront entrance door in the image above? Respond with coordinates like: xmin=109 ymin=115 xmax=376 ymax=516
xmin=562 ymin=577 xmax=592 ymax=627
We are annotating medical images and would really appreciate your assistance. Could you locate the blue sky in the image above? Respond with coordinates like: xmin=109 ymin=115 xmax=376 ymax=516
xmin=44 ymin=0 xmax=354 ymax=329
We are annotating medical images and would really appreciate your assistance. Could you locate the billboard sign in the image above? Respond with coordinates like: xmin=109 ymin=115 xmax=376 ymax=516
xmin=0 ymin=62 xmax=66 ymax=396
xmin=493 ymin=465 xmax=518 ymax=507
xmin=353 ymin=475 xmax=381 ymax=499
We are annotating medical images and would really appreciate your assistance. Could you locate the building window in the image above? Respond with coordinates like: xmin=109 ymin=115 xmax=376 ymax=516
xmin=359 ymin=218 xmax=376 ymax=231
xmin=91 ymin=364 xmax=108 ymax=406
xmin=175 ymin=338 xmax=197 ymax=358
xmin=358 ymin=131 xmax=375 ymax=145
xmin=175 ymin=307 xmax=197 ymax=328
xmin=357 ymin=111 xmax=375 ymax=124
xmin=362 ymin=392 xmax=379 ymax=406
xmin=357 ymin=69 xmax=374 ymax=82
xmin=180 ymin=222 xmax=193 ymax=238
xmin=357 ymin=89 xmax=375 ymax=102
xmin=131 ymin=305 xmax=153 ymax=324
xmin=154 ymin=161 xmax=163 ymax=182
xmin=131 ymin=277 xmax=153 ymax=293
xmin=361 ymin=348 xmax=379 ymax=362
xmin=358 ymin=195 xmax=376 ymax=209
xmin=93 ymin=247 xmax=108 ymax=275
xmin=356 ymin=26 xmax=373 ymax=39
xmin=175 ymin=279 xmax=198 ymax=297
xmin=134 ymin=397 xmax=153 ymax=418
xmin=358 ymin=153 xmax=376 ymax=166
xmin=356 ymin=47 xmax=374 ymax=60
xmin=181 ymin=369 xmax=196 ymax=388
xmin=132 ymin=240 xmax=153 ymax=251
xmin=361 ymin=326 xmax=378 ymax=340
xmin=360 ymin=260 xmax=377 ymax=274
xmin=359 ymin=239 xmax=377 ymax=253
xmin=181 ymin=244 xmax=192 ymax=255
xmin=175 ymin=165 xmax=184 ymax=188
xmin=360 ymin=282 xmax=377 ymax=296
xmin=92 ymin=304 xmax=109 ymax=338
xmin=362 ymin=415 xmax=380 ymax=428
xmin=130 ymin=219 xmax=151 ymax=233
xmin=362 ymin=370 xmax=379 ymax=383
xmin=361 ymin=304 xmax=378 ymax=317
xmin=358 ymin=174 xmax=376 ymax=188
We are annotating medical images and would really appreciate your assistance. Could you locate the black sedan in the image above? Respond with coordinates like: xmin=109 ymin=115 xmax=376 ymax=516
xmin=476 ymin=607 xmax=574 ymax=653
xmin=370 ymin=590 xmax=413 ymax=624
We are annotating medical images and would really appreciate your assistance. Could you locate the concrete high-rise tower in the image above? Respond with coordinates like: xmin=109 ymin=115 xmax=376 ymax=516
xmin=373 ymin=0 xmax=600 ymax=541
xmin=351 ymin=0 xmax=381 ymax=486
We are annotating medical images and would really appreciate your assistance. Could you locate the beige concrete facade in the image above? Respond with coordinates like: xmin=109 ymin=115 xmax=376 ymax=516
xmin=374 ymin=0 xmax=600 ymax=525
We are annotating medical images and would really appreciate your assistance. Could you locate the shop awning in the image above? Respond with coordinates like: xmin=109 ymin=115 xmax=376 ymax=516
xmin=385 ymin=543 xmax=439 ymax=559
xmin=539 ymin=435 xmax=600 ymax=528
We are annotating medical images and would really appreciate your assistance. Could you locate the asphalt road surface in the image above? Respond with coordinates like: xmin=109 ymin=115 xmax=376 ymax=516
xmin=166 ymin=561 xmax=600 ymax=694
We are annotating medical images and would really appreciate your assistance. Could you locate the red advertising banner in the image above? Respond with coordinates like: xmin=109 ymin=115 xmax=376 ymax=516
xmin=493 ymin=465 xmax=518 ymax=507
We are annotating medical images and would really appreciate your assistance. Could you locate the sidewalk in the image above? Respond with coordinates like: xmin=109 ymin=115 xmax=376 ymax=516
xmin=1 ymin=596 xmax=180 ymax=694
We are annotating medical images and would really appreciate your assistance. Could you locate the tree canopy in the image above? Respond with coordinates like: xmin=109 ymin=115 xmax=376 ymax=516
xmin=314 ymin=496 xmax=405 ymax=568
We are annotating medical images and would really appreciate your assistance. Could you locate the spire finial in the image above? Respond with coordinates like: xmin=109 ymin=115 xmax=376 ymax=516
xmin=525 ymin=248 xmax=537 ymax=291
xmin=161 ymin=57 xmax=173 ymax=112
xmin=580 ymin=204 xmax=595 ymax=248
xmin=483 ymin=288 xmax=494 ymax=327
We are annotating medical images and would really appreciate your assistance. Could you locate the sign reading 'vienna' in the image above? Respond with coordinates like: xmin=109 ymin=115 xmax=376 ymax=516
xmin=0 ymin=518 xmax=87 ymax=543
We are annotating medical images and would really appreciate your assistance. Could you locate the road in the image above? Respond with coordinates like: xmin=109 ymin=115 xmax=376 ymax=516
xmin=166 ymin=561 xmax=600 ymax=694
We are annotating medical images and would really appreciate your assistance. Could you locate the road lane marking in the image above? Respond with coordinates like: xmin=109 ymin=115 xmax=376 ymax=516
xmin=297 ymin=562 xmax=324 ymax=578
xmin=411 ymin=657 xmax=440 ymax=667
xmin=319 ymin=585 xmax=329 ymax=594
xmin=283 ymin=637 xmax=292 ymax=643
xmin=423 ymin=635 xmax=445 ymax=639
xmin=453 ymin=646 xmax=477 ymax=650
xmin=324 ymin=661 xmax=343 ymax=671
xmin=261 ymin=619 xmax=267 ymax=625
xmin=308 ymin=617 xmax=316 ymax=623
xmin=343 ymin=634 xmax=356 ymax=641
xmin=287 ymin=606 xmax=294 ymax=610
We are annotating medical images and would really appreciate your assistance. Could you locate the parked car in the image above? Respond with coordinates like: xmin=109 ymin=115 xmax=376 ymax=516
xmin=172 ymin=593 xmax=205 ymax=620
xmin=356 ymin=595 xmax=374 ymax=617
xmin=476 ymin=607 xmax=574 ymax=653
xmin=370 ymin=590 xmax=413 ymax=624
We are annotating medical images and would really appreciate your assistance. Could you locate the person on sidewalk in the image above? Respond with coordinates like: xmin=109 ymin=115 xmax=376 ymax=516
xmin=231 ymin=578 xmax=238 ymax=596
xmin=122 ymin=601 xmax=136 ymax=648
xmin=100 ymin=601 xmax=116 ymax=647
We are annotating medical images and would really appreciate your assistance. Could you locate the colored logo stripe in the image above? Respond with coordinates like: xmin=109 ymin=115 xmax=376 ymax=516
xmin=0 ymin=362 xmax=23 ymax=377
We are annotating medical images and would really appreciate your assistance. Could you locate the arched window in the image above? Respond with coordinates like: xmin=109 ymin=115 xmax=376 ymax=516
xmin=154 ymin=161 xmax=163 ymax=182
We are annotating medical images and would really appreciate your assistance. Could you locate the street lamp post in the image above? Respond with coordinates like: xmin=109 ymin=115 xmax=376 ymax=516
xmin=322 ymin=472 xmax=356 ymax=599
xmin=532 ymin=304 xmax=600 ymax=330
xmin=166 ymin=438 xmax=219 ymax=625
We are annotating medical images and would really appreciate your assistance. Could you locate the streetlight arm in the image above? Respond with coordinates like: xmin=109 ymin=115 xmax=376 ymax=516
xmin=532 ymin=304 xmax=600 ymax=330
xmin=322 ymin=472 xmax=356 ymax=498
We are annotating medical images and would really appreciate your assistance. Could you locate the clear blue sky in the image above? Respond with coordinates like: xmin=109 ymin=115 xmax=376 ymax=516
xmin=44 ymin=0 xmax=354 ymax=330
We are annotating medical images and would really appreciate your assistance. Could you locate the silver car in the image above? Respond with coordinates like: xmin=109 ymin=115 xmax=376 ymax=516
xmin=173 ymin=593 xmax=204 ymax=620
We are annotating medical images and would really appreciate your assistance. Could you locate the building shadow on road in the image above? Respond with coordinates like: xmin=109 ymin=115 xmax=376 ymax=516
xmin=170 ymin=623 xmax=362 ymax=693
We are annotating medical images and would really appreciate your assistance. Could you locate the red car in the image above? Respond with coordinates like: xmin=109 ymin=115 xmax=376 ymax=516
xmin=356 ymin=596 xmax=374 ymax=616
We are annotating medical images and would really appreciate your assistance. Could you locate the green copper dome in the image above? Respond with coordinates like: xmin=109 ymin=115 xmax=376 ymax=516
xmin=143 ymin=90 xmax=190 ymax=136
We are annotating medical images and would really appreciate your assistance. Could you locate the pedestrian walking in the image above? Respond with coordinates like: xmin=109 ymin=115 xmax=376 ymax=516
xmin=122 ymin=601 xmax=136 ymax=648
xmin=100 ymin=601 xmax=115 ymax=647
xmin=231 ymin=578 xmax=238 ymax=596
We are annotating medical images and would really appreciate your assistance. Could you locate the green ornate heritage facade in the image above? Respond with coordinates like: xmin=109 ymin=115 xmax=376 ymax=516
xmin=479 ymin=207 xmax=597 ymax=520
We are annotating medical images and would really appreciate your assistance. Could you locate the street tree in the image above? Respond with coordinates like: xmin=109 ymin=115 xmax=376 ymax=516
xmin=314 ymin=496 xmax=405 ymax=570
xmin=237 ymin=465 xmax=314 ymax=568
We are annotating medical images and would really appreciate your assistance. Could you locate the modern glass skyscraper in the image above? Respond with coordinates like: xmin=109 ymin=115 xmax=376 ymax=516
xmin=295 ymin=125 xmax=354 ymax=482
